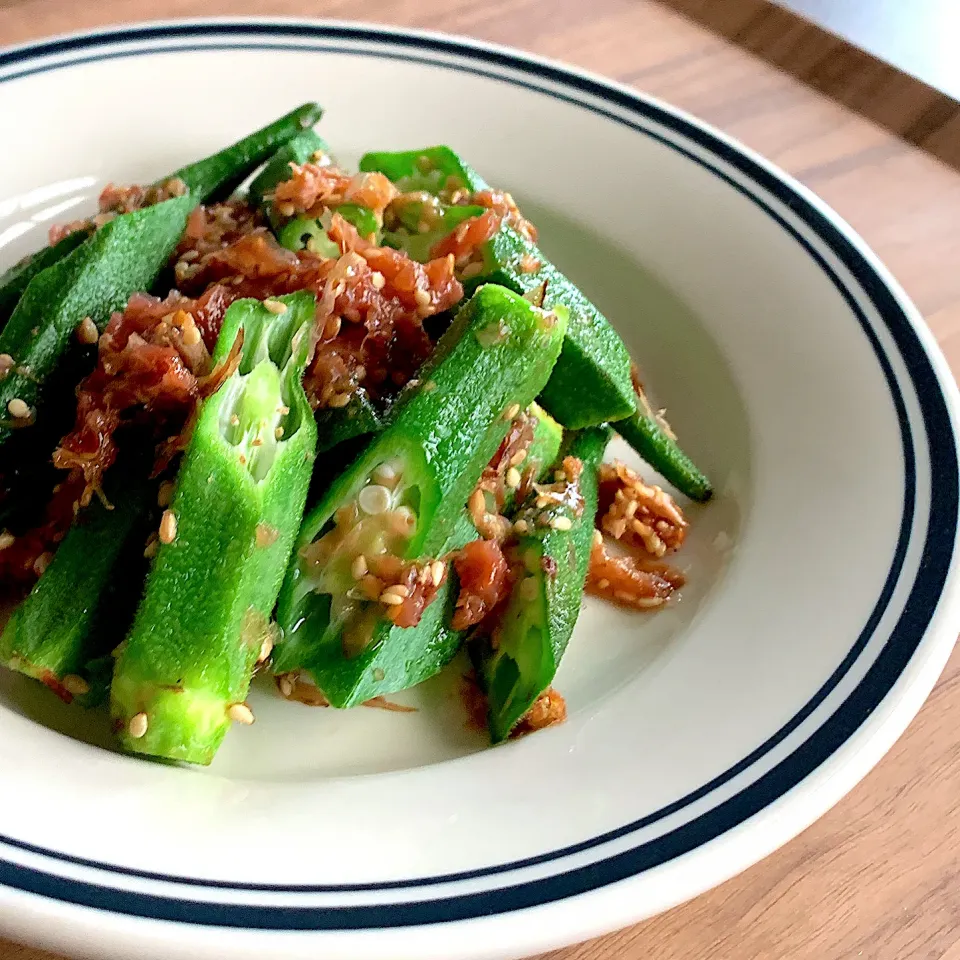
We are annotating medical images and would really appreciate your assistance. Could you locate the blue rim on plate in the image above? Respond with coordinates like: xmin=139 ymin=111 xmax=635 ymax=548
xmin=0 ymin=20 xmax=956 ymax=931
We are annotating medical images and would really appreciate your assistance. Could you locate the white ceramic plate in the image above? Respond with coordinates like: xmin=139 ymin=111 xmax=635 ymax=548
xmin=0 ymin=18 xmax=958 ymax=960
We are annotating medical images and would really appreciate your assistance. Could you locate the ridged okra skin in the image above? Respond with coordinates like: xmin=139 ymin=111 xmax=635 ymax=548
xmin=0 ymin=462 xmax=153 ymax=707
xmin=111 ymin=292 xmax=318 ymax=765
xmin=0 ymin=195 xmax=194 ymax=446
xmin=173 ymin=102 xmax=323 ymax=203
xmin=479 ymin=426 xmax=610 ymax=742
xmin=0 ymin=229 xmax=91 ymax=330
xmin=274 ymin=284 xmax=568 ymax=706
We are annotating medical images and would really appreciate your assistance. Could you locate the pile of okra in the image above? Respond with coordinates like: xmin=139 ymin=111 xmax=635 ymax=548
xmin=0 ymin=103 xmax=711 ymax=765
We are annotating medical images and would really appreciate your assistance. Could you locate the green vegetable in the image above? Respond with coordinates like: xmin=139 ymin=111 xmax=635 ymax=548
xmin=0 ymin=194 xmax=194 ymax=447
xmin=247 ymin=129 xmax=330 ymax=209
xmin=359 ymin=147 xmax=636 ymax=427
xmin=383 ymin=201 xmax=485 ymax=262
xmin=0 ymin=461 xmax=153 ymax=708
xmin=315 ymin=389 xmax=383 ymax=454
xmin=359 ymin=146 xmax=487 ymax=194
xmin=171 ymin=102 xmax=323 ymax=203
xmin=110 ymin=292 xmax=318 ymax=764
xmin=0 ymin=229 xmax=90 ymax=330
xmin=275 ymin=204 xmax=380 ymax=255
xmin=274 ymin=284 xmax=568 ymax=706
xmin=461 ymin=225 xmax=636 ymax=427
xmin=615 ymin=407 xmax=712 ymax=502
xmin=478 ymin=426 xmax=610 ymax=742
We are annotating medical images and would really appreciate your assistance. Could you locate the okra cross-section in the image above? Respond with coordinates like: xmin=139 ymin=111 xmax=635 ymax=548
xmin=274 ymin=284 xmax=568 ymax=707
xmin=110 ymin=292 xmax=318 ymax=765
xmin=477 ymin=426 xmax=610 ymax=742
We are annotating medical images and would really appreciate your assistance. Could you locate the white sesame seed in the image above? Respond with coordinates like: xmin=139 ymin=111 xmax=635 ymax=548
xmin=503 ymin=403 xmax=520 ymax=421
xmin=358 ymin=483 xmax=391 ymax=515
xmin=431 ymin=560 xmax=446 ymax=585
xmin=0 ymin=531 xmax=14 ymax=551
xmin=469 ymin=488 xmax=486 ymax=517
xmin=0 ymin=354 xmax=13 ymax=377
xmin=7 ymin=398 xmax=30 ymax=419
xmin=159 ymin=510 xmax=177 ymax=544
xmin=388 ymin=584 xmax=410 ymax=598
xmin=257 ymin=636 xmax=274 ymax=663
xmin=227 ymin=702 xmax=255 ymax=725
xmin=506 ymin=467 xmax=522 ymax=489
xmin=614 ymin=590 xmax=637 ymax=603
xmin=596 ymin=578 xmax=610 ymax=590
xmin=513 ymin=519 xmax=529 ymax=534
xmin=75 ymin=316 xmax=99 ymax=345
xmin=128 ymin=713 xmax=149 ymax=739
xmin=143 ymin=535 xmax=158 ymax=559
xmin=520 ymin=577 xmax=539 ymax=601
xmin=371 ymin=271 xmax=386 ymax=290
xmin=509 ymin=449 xmax=528 ymax=466
xmin=380 ymin=590 xmax=405 ymax=606
xmin=181 ymin=320 xmax=201 ymax=346
xmin=263 ymin=299 xmax=288 ymax=314
xmin=551 ymin=515 xmax=573 ymax=531
xmin=351 ymin=554 xmax=369 ymax=580
xmin=33 ymin=552 xmax=52 ymax=576
xmin=275 ymin=426 xmax=284 ymax=440
xmin=461 ymin=261 xmax=484 ymax=279
xmin=62 ymin=674 xmax=90 ymax=696
xmin=277 ymin=202 xmax=296 ymax=217
xmin=413 ymin=287 xmax=431 ymax=309
xmin=157 ymin=481 xmax=174 ymax=508
xmin=279 ymin=675 xmax=295 ymax=697
xmin=593 ymin=528 xmax=603 ymax=546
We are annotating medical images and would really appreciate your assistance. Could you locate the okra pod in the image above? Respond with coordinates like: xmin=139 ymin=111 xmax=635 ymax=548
xmin=0 ymin=229 xmax=90 ymax=329
xmin=383 ymin=201 xmax=486 ymax=263
xmin=111 ymin=291 xmax=318 ymax=764
xmin=274 ymin=284 xmax=568 ymax=706
xmin=359 ymin=147 xmax=636 ymax=427
xmin=171 ymin=102 xmax=323 ymax=203
xmin=614 ymin=408 xmax=712 ymax=502
xmin=0 ymin=194 xmax=194 ymax=446
xmin=0 ymin=462 xmax=153 ymax=707
xmin=247 ymin=129 xmax=331 ymax=209
xmin=359 ymin=146 xmax=488 ymax=194
xmin=478 ymin=427 xmax=610 ymax=742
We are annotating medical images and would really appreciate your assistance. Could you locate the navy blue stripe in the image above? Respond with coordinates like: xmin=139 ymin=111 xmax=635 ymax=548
xmin=0 ymin=22 xmax=954 ymax=928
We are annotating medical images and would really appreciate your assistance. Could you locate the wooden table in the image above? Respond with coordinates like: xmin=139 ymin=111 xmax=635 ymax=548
xmin=2 ymin=1 xmax=960 ymax=958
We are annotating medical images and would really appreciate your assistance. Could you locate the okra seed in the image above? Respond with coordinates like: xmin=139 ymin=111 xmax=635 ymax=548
xmin=351 ymin=555 xmax=369 ymax=580
xmin=157 ymin=481 xmax=174 ymax=508
xmin=262 ymin=299 xmax=288 ymax=314
xmin=62 ymin=674 xmax=90 ymax=696
xmin=0 ymin=531 xmax=14 ymax=551
xmin=506 ymin=467 xmax=522 ymax=489
xmin=358 ymin=484 xmax=391 ymax=515
xmin=430 ymin=561 xmax=446 ymax=585
xmin=227 ymin=702 xmax=255 ymax=725
xmin=230 ymin=414 xmax=240 ymax=426
xmin=373 ymin=462 xmax=397 ymax=485
xmin=75 ymin=316 xmax=99 ymax=345
xmin=159 ymin=509 xmax=177 ymax=544
xmin=7 ymin=398 xmax=31 ymax=419
xmin=551 ymin=516 xmax=573 ymax=531
xmin=503 ymin=403 xmax=520 ymax=421
xmin=373 ymin=667 xmax=386 ymax=682
xmin=128 ymin=713 xmax=149 ymax=739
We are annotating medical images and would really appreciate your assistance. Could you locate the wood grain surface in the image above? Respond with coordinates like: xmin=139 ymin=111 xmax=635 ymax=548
xmin=1 ymin=1 xmax=960 ymax=958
